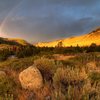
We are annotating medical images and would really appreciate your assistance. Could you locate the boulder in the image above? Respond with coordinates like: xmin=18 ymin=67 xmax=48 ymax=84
xmin=19 ymin=66 xmax=43 ymax=90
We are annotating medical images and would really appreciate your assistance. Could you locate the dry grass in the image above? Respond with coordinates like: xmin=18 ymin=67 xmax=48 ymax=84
xmin=0 ymin=53 xmax=100 ymax=99
xmin=53 ymin=54 xmax=75 ymax=61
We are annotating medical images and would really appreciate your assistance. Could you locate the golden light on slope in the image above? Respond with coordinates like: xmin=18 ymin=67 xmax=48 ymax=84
xmin=36 ymin=28 xmax=100 ymax=47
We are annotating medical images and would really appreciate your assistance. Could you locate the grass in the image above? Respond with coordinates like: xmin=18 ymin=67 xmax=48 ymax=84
xmin=34 ymin=57 xmax=61 ymax=81
xmin=0 ymin=53 xmax=100 ymax=99
xmin=0 ymin=74 xmax=16 ymax=98
xmin=89 ymin=72 xmax=100 ymax=84
xmin=0 ymin=56 xmax=38 ymax=71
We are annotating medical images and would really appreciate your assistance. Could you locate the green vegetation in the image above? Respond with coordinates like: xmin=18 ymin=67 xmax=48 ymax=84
xmin=0 ymin=42 xmax=100 ymax=62
xmin=0 ymin=52 xmax=99 ymax=99
xmin=89 ymin=72 xmax=100 ymax=84
xmin=0 ymin=42 xmax=100 ymax=99
xmin=0 ymin=49 xmax=14 ymax=61
xmin=34 ymin=57 xmax=61 ymax=81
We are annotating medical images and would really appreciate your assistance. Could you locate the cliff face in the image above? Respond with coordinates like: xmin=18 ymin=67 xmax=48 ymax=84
xmin=36 ymin=28 xmax=100 ymax=47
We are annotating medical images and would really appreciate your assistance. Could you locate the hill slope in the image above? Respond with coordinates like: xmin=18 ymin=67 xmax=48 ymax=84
xmin=36 ymin=28 xmax=100 ymax=47
xmin=0 ymin=37 xmax=30 ymax=46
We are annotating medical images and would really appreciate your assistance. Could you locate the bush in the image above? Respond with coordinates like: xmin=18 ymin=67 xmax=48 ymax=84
xmin=53 ymin=67 xmax=87 ymax=89
xmin=0 ymin=49 xmax=14 ymax=61
xmin=53 ymin=67 xmax=88 ymax=99
xmin=34 ymin=57 xmax=61 ymax=81
xmin=15 ymin=46 xmax=39 ymax=58
xmin=61 ymin=60 xmax=76 ymax=68
xmin=0 ymin=57 xmax=35 ymax=71
xmin=0 ymin=55 xmax=7 ymax=61
xmin=0 ymin=75 xmax=16 ymax=97
xmin=89 ymin=72 xmax=100 ymax=84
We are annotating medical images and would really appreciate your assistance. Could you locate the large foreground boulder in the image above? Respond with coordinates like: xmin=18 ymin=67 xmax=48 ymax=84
xmin=19 ymin=66 xmax=43 ymax=90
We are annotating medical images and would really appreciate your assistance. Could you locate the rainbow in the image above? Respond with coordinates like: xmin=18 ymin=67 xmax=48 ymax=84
xmin=0 ymin=0 xmax=25 ymax=37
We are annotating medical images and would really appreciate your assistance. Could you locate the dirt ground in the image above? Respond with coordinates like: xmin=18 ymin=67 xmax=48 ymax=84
xmin=53 ymin=54 xmax=75 ymax=61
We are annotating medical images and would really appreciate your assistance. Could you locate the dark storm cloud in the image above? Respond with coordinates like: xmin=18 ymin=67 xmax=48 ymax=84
xmin=0 ymin=0 xmax=21 ymax=24
xmin=47 ymin=0 xmax=97 ymax=8
xmin=0 ymin=0 xmax=100 ymax=42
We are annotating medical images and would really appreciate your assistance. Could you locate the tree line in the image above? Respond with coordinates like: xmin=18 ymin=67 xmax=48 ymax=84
xmin=0 ymin=42 xmax=100 ymax=61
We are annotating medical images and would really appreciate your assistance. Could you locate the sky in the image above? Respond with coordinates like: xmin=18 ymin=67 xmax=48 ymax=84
xmin=0 ymin=0 xmax=100 ymax=43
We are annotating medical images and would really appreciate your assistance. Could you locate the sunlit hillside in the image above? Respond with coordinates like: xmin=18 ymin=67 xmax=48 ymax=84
xmin=7 ymin=38 xmax=30 ymax=45
xmin=0 ymin=37 xmax=30 ymax=46
xmin=36 ymin=28 xmax=100 ymax=47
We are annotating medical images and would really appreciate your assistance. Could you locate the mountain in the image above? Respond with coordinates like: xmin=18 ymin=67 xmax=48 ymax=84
xmin=36 ymin=27 xmax=100 ymax=47
xmin=7 ymin=38 xmax=31 ymax=46
xmin=0 ymin=37 xmax=31 ymax=46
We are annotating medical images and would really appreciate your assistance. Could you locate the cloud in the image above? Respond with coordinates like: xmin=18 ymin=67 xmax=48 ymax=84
xmin=0 ymin=0 xmax=100 ymax=42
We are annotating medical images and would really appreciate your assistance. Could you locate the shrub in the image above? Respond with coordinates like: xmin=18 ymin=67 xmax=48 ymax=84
xmin=15 ymin=46 xmax=39 ymax=58
xmin=82 ymin=80 xmax=100 ymax=100
xmin=61 ymin=60 xmax=76 ymax=68
xmin=69 ymin=53 xmax=98 ymax=67
xmin=34 ymin=57 xmax=61 ymax=81
xmin=0 ymin=54 xmax=7 ymax=61
xmin=53 ymin=67 xmax=87 ymax=89
xmin=53 ymin=67 xmax=88 ymax=100
xmin=0 ymin=75 xmax=16 ymax=97
xmin=0 ymin=56 xmax=35 ymax=71
xmin=89 ymin=72 xmax=100 ymax=84
xmin=0 ymin=49 xmax=13 ymax=61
